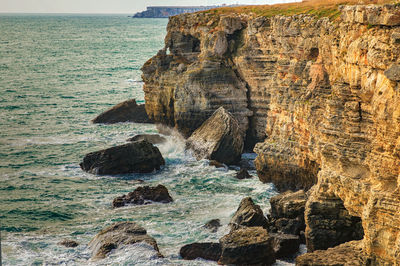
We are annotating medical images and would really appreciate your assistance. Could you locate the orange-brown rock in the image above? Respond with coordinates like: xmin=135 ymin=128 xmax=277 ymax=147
xmin=142 ymin=4 xmax=400 ymax=264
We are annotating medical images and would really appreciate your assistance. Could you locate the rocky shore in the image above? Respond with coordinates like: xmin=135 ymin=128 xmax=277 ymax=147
xmin=138 ymin=1 xmax=400 ymax=264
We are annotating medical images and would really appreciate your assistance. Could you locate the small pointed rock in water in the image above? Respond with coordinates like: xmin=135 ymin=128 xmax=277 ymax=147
xmin=203 ymin=219 xmax=221 ymax=232
xmin=113 ymin=184 xmax=173 ymax=208
xmin=235 ymin=168 xmax=252 ymax=179
xmin=58 ymin=239 xmax=79 ymax=248
xmin=229 ymin=197 xmax=268 ymax=231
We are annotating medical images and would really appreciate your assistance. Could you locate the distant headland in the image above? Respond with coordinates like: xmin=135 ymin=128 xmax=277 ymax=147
xmin=132 ymin=6 xmax=223 ymax=18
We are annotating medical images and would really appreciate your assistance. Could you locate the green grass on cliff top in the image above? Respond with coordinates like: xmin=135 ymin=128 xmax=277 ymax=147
xmin=204 ymin=0 xmax=397 ymax=20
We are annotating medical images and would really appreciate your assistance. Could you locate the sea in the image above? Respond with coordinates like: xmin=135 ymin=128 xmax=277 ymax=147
xmin=0 ymin=14 xmax=289 ymax=265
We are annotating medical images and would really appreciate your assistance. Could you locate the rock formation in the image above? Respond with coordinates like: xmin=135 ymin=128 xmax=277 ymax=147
xmin=58 ymin=239 xmax=79 ymax=248
xmin=203 ymin=219 xmax=221 ymax=232
xmin=142 ymin=3 xmax=400 ymax=263
xmin=88 ymin=222 xmax=161 ymax=259
xmin=229 ymin=197 xmax=268 ymax=231
xmin=80 ymin=140 xmax=165 ymax=175
xmin=92 ymin=99 xmax=152 ymax=124
xmin=235 ymin=168 xmax=252 ymax=179
xmin=112 ymin=184 xmax=173 ymax=208
xmin=179 ymin=242 xmax=222 ymax=261
xmin=127 ymin=134 xmax=166 ymax=144
xmin=185 ymin=107 xmax=244 ymax=165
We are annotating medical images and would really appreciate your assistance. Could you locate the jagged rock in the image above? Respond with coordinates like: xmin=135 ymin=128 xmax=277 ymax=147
xmin=112 ymin=185 xmax=173 ymax=208
xmin=296 ymin=240 xmax=368 ymax=266
xmin=209 ymin=160 xmax=226 ymax=168
xmin=186 ymin=107 xmax=244 ymax=165
xmin=92 ymin=99 xmax=152 ymax=124
xmin=269 ymin=233 xmax=300 ymax=259
xmin=80 ymin=140 xmax=165 ymax=175
xmin=235 ymin=168 xmax=252 ymax=179
xmin=179 ymin=242 xmax=221 ymax=261
xmin=127 ymin=134 xmax=167 ymax=145
xmin=142 ymin=4 xmax=400 ymax=263
xmin=219 ymin=226 xmax=275 ymax=265
xmin=203 ymin=219 xmax=221 ymax=233
xmin=229 ymin=197 xmax=268 ymax=231
xmin=58 ymin=239 xmax=79 ymax=248
xmin=88 ymin=222 xmax=161 ymax=259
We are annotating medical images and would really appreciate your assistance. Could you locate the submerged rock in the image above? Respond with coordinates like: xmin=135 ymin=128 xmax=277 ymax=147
xmin=203 ymin=219 xmax=221 ymax=233
xmin=235 ymin=168 xmax=252 ymax=179
xmin=92 ymin=99 xmax=152 ymax=124
xmin=80 ymin=140 xmax=165 ymax=175
xmin=88 ymin=221 xmax=161 ymax=259
xmin=209 ymin=160 xmax=226 ymax=168
xmin=219 ymin=226 xmax=275 ymax=265
xmin=112 ymin=184 xmax=173 ymax=208
xmin=186 ymin=107 xmax=244 ymax=165
xmin=229 ymin=197 xmax=268 ymax=231
xmin=127 ymin=134 xmax=166 ymax=145
xmin=180 ymin=242 xmax=222 ymax=261
xmin=58 ymin=239 xmax=79 ymax=248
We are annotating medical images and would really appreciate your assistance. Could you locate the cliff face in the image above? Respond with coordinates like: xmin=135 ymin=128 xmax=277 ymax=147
xmin=142 ymin=5 xmax=400 ymax=264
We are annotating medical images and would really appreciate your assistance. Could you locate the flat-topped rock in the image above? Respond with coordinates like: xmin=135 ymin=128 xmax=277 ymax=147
xmin=127 ymin=134 xmax=167 ymax=145
xmin=180 ymin=242 xmax=222 ymax=261
xmin=186 ymin=107 xmax=244 ymax=165
xmin=92 ymin=99 xmax=152 ymax=124
xmin=112 ymin=184 xmax=173 ymax=208
xmin=80 ymin=140 xmax=165 ymax=175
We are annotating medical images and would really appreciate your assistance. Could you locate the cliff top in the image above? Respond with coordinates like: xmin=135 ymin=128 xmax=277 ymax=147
xmin=203 ymin=0 xmax=398 ymax=20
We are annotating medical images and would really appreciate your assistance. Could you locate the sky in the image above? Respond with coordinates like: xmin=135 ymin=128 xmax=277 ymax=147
xmin=0 ymin=0 xmax=299 ymax=14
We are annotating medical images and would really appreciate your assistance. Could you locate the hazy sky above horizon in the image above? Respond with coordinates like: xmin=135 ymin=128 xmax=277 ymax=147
xmin=0 ymin=0 xmax=299 ymax=14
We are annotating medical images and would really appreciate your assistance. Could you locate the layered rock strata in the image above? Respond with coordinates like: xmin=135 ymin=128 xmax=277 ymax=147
xmin=142 ymin=4 xmax=400 ymax=264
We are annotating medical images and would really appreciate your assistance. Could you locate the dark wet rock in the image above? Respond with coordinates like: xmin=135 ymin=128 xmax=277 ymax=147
xmin=88 ymin=221 xmax=161 ymax=259
xmin=186 ymin=107 xmax=244 ymax=165
xmin=203 ymin=219 xmax=221 ymax=233
xmin=127 ymin=134 xmax=166 ymax=145
xmin=269 ymin=233 xmax=300 ymax=259
xmin=218 ymin=226 xmax=275 ymax=265
xmin=58 ymin=239 xmax=79 ymax=248
xmin=209 ymin=160 xmax=226 ymax=168
xmin=229 ymin=197 xmax=268 ymax=231
xmin=180 ymin=242 xmax=222 ymax=261
xmin=80 ymin=140 xmax=165 ymax=175
xmin=238 ymin=158 xmax=255 ymax=170
xmin=92 ymin=99 xmax=152 ymax=124
xmin=296 ymin=240 xmax=367 ymax=266
xmin=235 ymin=168 xmax=252 ymax=179
xmin=267 ymin=190 xmax=306 ymax=238
xmin=112 ymin=184 xmax=173 ymax=208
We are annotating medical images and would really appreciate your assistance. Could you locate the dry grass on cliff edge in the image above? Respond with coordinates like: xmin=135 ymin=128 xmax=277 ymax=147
xmin=204 ymin=0 xmax=397 ymax=20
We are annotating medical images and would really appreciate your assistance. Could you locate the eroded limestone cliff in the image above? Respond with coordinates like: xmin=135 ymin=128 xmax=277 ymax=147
xmin=142 ymin=4 xmax=400 ymax=264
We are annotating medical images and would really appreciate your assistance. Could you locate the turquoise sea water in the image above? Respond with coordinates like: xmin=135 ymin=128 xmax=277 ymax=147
xmin=0 ymin=15 xmax=280 ymax=265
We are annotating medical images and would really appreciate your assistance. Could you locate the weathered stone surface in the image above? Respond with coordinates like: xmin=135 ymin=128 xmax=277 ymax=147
xmin=269 ymin=233 xmax=300 ymax=259
xmin=112 ymin=185 xmax=173 ymax=208
xmin=296 ymin=240 xmax=368 ymax=266
xmin=179 ymin=242 xmax=221 ymax=261
xmin=235 ymin=168 xmax=252 ymax=179
xmin=58 ymin=239 xmax=79 ymax=248
xmin=142 ymin=4 xmax=400 ymax=263
xmin=127 ymin=134 xmax=166 ymax=145
xmin=186 ymin=107 xmax=244 ymax=165
xmin=92 ymin=99 xmax=152 ymax=124
xmin=203 ymin=219 xmax=221 ymax=233
xmin=80 ymin=140 xmax=165 ymax=175
xmin=229 ymin=197 xmax=268 ymax=231
xmin=219 ymin=226 xmax=275 ymax=265
xmin=384 ymin=64 xmax=400 ymax=81
xmin=268 ymin=190 xmax=306 ymax=238
xmin=88 ymin=222 xmax=161 ymax=259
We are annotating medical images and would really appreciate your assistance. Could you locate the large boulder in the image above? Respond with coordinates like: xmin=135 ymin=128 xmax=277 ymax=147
xmin=127 ymin=134 xmax=166 ymax=145
xmin=229 ymin=197 xmax=268 ymax=231
xmin=180 ymin=242 xmax=222 ymax=261
xmin=80 ymin=140 xmax=165 ymax=175
xmin=112 ymin=184 xmax=173 ymax=208
xmin=92 ymin=99 xmax=152 ymax=124
xmin=267 ymin=190 xmax=306 ymax=237
xmin=218 ymin=226 xmax=275 ymax=265
xmin=88 ymin=222 xmax=161 ymax=259
xmin=186 ymin=107 xmax=244 ymax=165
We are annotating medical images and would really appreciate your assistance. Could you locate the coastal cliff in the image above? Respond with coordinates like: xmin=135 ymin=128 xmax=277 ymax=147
xmin=142 ymin=2 xmax=400 ymax=264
